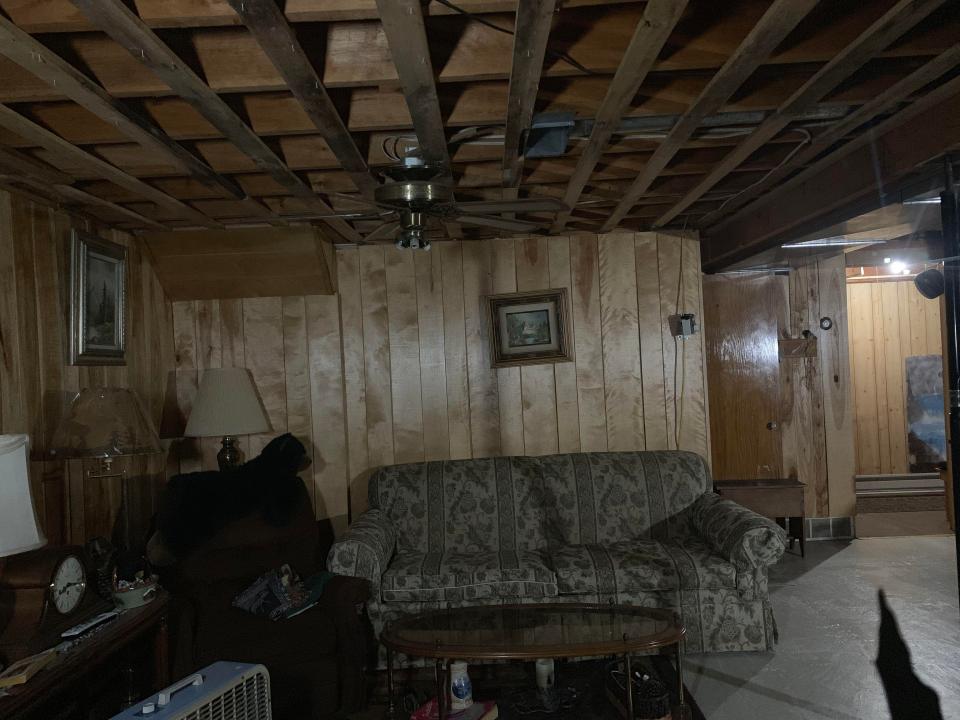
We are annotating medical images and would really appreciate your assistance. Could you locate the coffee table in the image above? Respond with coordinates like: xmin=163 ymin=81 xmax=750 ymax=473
xmin=381 ymin=603 xmax=686 ymax=719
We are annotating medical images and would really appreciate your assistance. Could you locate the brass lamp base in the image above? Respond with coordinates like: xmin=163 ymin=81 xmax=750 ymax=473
xmin=217 ymin=436 xmax=243 ymax=472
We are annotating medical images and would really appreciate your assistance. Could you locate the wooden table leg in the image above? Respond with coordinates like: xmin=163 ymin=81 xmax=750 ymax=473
xmin=676 ymin=640 xmax=687 ymax=718
xmin=385 ymin=646 xmax=397 ymax=720
xmin=435 ymin=658 xmax=446 ymax=720
xmin=624 ymin=652 xmax=634 ymax=720
xmin=789 ymin=516 xmax=806 ymax=557
xmin=154 ymin=612 xmax=170 ymax=688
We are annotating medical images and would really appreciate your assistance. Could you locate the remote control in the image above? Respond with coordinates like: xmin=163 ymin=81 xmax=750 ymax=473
xmin=61 ymin=610 xmax=119 ymax=638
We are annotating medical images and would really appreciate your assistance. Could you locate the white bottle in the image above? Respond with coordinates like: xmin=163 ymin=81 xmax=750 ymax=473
xmin=449 ymin=661 xmax=473 ymax=711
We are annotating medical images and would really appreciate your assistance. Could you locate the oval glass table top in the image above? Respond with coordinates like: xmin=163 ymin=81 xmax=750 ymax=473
xmin=381 ymin=603 xmax=685 ymax=659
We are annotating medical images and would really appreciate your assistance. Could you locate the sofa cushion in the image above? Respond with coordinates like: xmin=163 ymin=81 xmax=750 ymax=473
xmin=368 ymin=457 xmax=555 ymax=554
xmin=538 ymin=452 xmax=710 ymax=545
xmin=381 ymin=549 xmax=558 ymax=602
xmin=551 ymin=538 xmax=737 ymax=595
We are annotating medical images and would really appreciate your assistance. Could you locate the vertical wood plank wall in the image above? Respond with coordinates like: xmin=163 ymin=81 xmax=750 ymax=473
xmin=703 ymin=254 xmax=856 ymax=518
xmin=0 ymin=188 xmax=173 ymax=545
xmin=847 ymin=279 xmax=943 ymax=476
xmin=781 ymin=257 xmax=856 ymax=518
xmin=168 ymin=232 xmax=710 ymax=532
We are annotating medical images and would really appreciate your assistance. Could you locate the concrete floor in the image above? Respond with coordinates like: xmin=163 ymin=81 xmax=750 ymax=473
xmin=686 ymin=536 xmax=960 ymax=720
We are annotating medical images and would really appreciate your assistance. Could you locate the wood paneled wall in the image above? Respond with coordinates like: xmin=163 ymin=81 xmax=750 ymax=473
xmin=782 ymin=256 xmax=856 ymax=518
xmin=167 ymin=294 xmax=349 ymax=533
xmin=704 ymin=254 xmax=856 ymax=518
xmin=0 ymin=187 xmax=173 ymax=546
xmin=847 ymin=279 xmax=943 ymax=476
xmin=168 ymin=232 xmax=710 ymax=533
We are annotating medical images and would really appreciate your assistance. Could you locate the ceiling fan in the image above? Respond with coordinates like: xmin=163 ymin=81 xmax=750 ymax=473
xmin=324 ymin=158 xmax=569 ymax=249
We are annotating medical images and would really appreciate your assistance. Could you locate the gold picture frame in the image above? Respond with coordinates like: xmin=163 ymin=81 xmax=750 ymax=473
xmin=485 ymin=288 xmax=574 ymax=368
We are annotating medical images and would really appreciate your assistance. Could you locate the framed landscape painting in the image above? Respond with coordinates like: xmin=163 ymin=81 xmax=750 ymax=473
xmin=69 ymin=231 xmax=127 ymax=365
xmin=486 ymin=288 xmax=573 ymax=368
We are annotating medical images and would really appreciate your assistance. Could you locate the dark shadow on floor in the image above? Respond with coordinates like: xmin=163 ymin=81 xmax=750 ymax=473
xmin=769 ymin=539 xmax=853 ymax=585
xmin=684 ymin=664 xmax=863 ymax=720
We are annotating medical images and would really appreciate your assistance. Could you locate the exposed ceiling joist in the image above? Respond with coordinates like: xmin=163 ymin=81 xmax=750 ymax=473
xmin=6 ymin=0 xmax=641 ymax=33
xmin=0 ymin=103 xmax=220 ymax=228
xmin=375 ymin=0 xmax=450 ymax=168
xmin=0 ymin=13 xmax=278 ymax=227
xmin=551 ymin=0 xmax=687 ymax=232
xmin=70 ymin=0 xmax=362 ymax=242
xmin=0 ymin=147 xmax=166 ymax=229
xmin=226 ymin=0 xmax=379 ymax=199
xmin=0 ymin=144 xmax=75 ymax=186
xmin=698 ymin=43 xmax=960 ymax=228
xmin=502 ymin=0 xmax=558 ymax=192
xmin=701 ymin=76 xmax=960 ymax=272
xmin=597 ymin=0 xmax=819 ymax=234
xmin=649 ymin=0 xmax=947 ymax=230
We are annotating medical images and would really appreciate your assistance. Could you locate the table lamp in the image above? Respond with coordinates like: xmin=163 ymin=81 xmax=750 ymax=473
xmin=184 ymin=367 xmax=271 ymax=471
xmin=0 ymin=435 xmax=47 ymax=561
xmin=49 ymin=387 xmax=162 ymax=550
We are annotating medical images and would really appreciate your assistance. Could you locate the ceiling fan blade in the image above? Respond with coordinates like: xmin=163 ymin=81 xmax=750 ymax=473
xmin=453 ymin=198 xmax=568 ymax=214
xmin=332 ymin=191 xmax=396 ymax=212
xmin=456 ymin=215 xmax=542 ymax=233
xmin=364 ymin=221 xmax=400 ymax=243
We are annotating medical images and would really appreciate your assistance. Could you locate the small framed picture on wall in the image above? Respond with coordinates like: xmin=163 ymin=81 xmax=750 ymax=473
xmin=69 ymin=231 xmax=127 ymax=366
xmin=486 ymin=288 xmax=573 ymax=368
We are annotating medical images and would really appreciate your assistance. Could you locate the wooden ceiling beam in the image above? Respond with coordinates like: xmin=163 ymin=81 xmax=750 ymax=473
xmin=701 ymin=75 xmax=960 ymax=272
xmin=597 ymin=0 xmax=819 ymax=233
xmin=551 ymin=0 xmax=687 ymax=231
xmin=5 ymin=0 xmax=640 ymax=32
xmin=0 ymin=144 xmax=75 ymax=185
xmin=0 ymin=104 xmax=220 ymax=227
xmin=0 ymin=14 xmax=281 ymax=227
xmin=226 ymin=0 xmax=378 ymax=198
xmin=644 ymin=0 xmax=947 ymax=230
xmin=7 ymin=3 xmax=951 ymax=100
xmin=502 ymin=0 xmax=557 ymax=192
xmin=697 ymin=43 xmax=960 ymax=229
xmin=70 ymin=0 xmax=362 ymax=243
xmin=375 ymin=0 xmax=450 ymax=168
xmin=0 ymin=63 xmax=930 ymax=134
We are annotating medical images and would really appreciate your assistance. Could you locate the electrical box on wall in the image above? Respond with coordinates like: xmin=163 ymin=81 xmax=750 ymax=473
xmin=669 ymin=313 xmax=698 ymax=339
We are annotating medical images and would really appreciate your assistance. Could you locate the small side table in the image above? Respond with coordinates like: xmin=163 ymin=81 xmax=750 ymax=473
xmin=714 ymin=479 xmax=806 ymax=557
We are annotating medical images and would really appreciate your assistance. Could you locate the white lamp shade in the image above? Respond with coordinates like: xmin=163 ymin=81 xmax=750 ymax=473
xmin=0 ymin=434 xmax=47 ymax=557
xmin=184 ymin=368 xmax=272 ymax=438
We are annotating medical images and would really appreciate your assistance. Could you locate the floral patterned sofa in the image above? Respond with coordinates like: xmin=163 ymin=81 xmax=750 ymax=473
xmin=327 ymin=451 xmax=786 ymax=662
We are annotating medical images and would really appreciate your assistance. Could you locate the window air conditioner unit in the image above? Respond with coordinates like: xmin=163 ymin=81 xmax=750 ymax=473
xmin=110 ymin=661 xmax=271 ymax=720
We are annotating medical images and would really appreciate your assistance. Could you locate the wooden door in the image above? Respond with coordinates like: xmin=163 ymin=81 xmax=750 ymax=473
xmin=703 ymin=273 xmax=785 ymax=479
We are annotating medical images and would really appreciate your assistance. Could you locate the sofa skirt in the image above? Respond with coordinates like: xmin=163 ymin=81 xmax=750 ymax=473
xmin=368 ymin=586 xmax=777 ymax=669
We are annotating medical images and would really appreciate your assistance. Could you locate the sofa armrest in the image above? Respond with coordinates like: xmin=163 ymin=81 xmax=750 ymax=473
xmin=326 ymin=508 xmax=396 ymax=590
xmin=692 ymin=492 xmax=788 ymax=569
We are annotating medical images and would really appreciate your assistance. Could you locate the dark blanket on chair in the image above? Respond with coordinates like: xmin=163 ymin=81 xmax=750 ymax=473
xmin=156 ymin=433 xmax=309 ymax=560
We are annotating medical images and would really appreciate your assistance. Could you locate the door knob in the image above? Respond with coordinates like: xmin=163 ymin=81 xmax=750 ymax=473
xmin=766 ymin=421 xmax=779 ymax=430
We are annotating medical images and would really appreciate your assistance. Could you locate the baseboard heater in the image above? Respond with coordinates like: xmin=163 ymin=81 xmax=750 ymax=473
xmin=855 ymin=473 xmax=944 ymax=498
xmin=110 ymin=662 xmax=271 ymax=719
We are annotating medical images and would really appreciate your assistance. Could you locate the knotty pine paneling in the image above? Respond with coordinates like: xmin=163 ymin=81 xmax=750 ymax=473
xmin=0 ymin=187 xmax=173 ymax=546
xmin=705 ymin=255 xmax=856 ymax=518
xmin=847 ymin=279 xmax=943 ymax=476
xmin=166 ymin=232 xmax=709 ymax=533
xmin=336 ymin=232 xmax=710 ymax=518
xmin=168 ymin=294 xmax=351 ymax=536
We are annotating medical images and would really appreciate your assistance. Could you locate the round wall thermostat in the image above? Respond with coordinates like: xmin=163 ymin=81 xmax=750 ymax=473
xmin=819 ymin=317 xmax=833 ymax=330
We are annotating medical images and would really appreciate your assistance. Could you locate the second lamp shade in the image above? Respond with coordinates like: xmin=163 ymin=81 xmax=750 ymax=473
xmin=185 ymin=367 xmax=271 ymax=438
